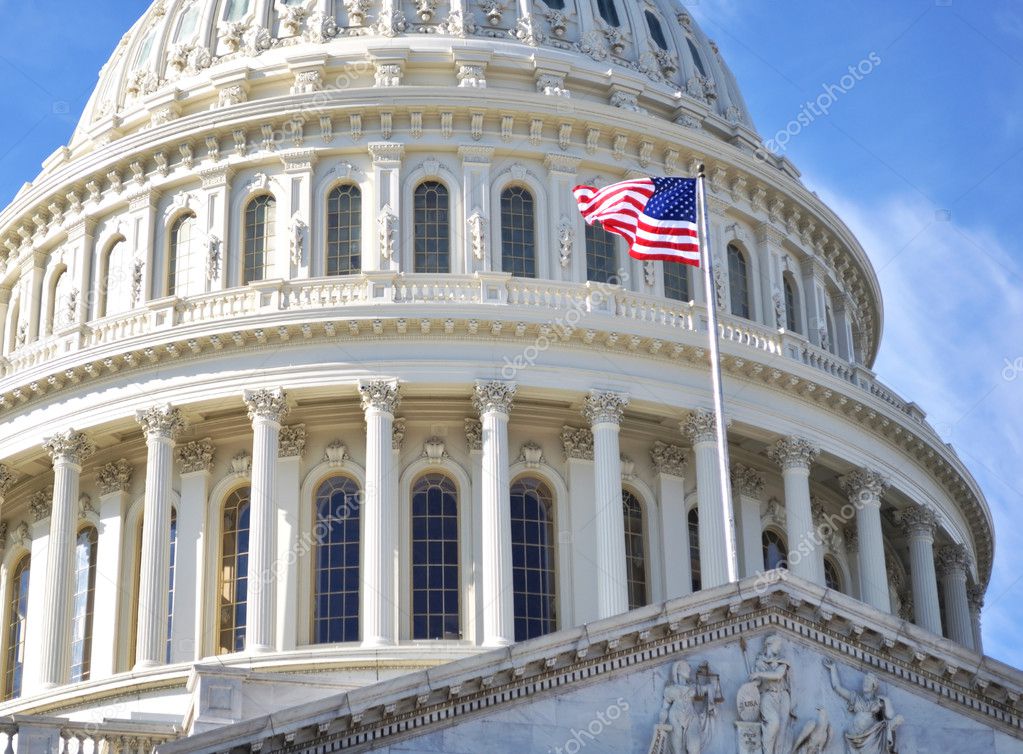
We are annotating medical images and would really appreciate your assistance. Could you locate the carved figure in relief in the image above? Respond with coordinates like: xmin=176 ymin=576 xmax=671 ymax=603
xmin=651 ymin=659 xmax=721 ymax=754
xmin=747 ymin=634 xmax=792 ymax=754
xmin=823 ymin=659 xmax=903 ymax=753
xmin=792 ymin=706 xmax=832 ymax=754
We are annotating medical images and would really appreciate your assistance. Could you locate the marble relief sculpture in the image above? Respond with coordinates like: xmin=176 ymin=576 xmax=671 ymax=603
xmin=650 ymin=659 xmax=722 ymax=754
xmin=735 ymin=634 xmax=794 ymax=754
xmin=823 ymin=660 xmax=903 ymax=753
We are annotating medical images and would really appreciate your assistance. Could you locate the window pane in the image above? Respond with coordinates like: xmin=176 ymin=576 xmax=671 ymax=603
xmin=70 ymin=528 xmax=98 ymax=682
xmin=784 ymin=277 xmax=798 ymax=332
xmin=166 ymin=511 xmax=177 ymax=663
xmin=623 ymin=491 xmax=647 ymax=609
xmin=169 ymin=213 xmax=199 ymax=297
xmin=4 ymin=556 xmax=30 ymax=700
xmin=413 ymin=182 xmax=450 ymax=273
xmin=646 ymin=11 xmax=669 ymax=50
xmin=663 ymin=263 xmax=690 ymax=302
xmin=688 ymin=508 xmax=701 ymax=592
xmin=326 ymin=185 xmax=362 ymax=275
xmin=762 ymin=530 xmax=788 ymax=571
xmin=411 ymin=474 xmax=459 ymax=639
xmin=727 ymin=244 xmax=751 ymax=319
xmin=219 ymin=487 xmax=251 ymax=654
xmin=687 ymin=39 xmax=707 ymax=78
xmin=585 ymin=222 xmax=619 ymax=284
xmin=597 ymin=0 xmax=621 ymax=27
xmin=314 ymin=476 xmax=362 ymax=643
xmin=824 ymin=559 xmax=842 ymax=591
xmin=501 ymin=187 xmax=537 ymax=278
xmin=244 ymin=195 xmax=275 ymax=284
xmin=510 ymin=478 xmax=556 ymax=641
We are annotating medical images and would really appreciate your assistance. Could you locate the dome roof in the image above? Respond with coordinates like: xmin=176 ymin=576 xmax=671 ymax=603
xmin=72 ymin=0 xmax=756 ymax=149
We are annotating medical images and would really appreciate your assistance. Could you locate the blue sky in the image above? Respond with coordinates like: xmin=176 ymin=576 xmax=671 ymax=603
xmin=0 ymin=2 xmax=1020 ymax=664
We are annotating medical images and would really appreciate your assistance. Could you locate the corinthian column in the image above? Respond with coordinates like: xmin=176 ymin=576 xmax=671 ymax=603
xmin=841 ymin=469 xmax=890 ymax=612
xmin=967 ymin=583 xmax=984 ymax=654
xmin=937 ymin=543 xmax=974 ymax=650
xmin=682 ymin=410 xmax=734 ymax=589
xmin=39 ymin=430 xmax=94 ymax=688
xmin=769 ymin=437 xmax=823 ymax=585
xmin=242 ymin=388 xmax=288 ymax=653
xmin=584 ymin=390 xmax=630 ymax=618
xmin=134 ymin=405 xmax=186 ymax=668
xmin=899 ymin=504 xmax=942 ymax=636
xmin=730 ymin=463 xmax=765 ymax=578
xmin=359 ymin=379 xmax=400 ymax=647
xmin=474 ymin=381 xmax=517 ymax=644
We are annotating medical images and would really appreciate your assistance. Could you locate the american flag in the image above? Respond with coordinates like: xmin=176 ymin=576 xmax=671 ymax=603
xmin=573 ymin=177 xmax=702 ymax=266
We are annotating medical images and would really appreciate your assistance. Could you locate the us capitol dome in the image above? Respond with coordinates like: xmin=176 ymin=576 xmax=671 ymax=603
xmin=0 ymin=1 xmax=1014 ymax=752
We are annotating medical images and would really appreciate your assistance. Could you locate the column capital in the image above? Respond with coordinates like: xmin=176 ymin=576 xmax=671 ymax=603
xmin=967 ymin=583 xmax=985 ymax=612
xmin=278 ymin=424 xmax=307 ymax=459
xmin=0 ymin=464 xmax=19 ymax=498
xmin=768 ymin=436 xmax=819 ymax=471
xmin=681 ymin=409 xmax=717 ymax=444
xmin=359 ymin=379 xmax=401 ymax=413
xmin=561 ymin=426 xmax=594 ymax=460
xmin=844 ymin=529 xmax=858 ymax=555
xmin=29 ymin=488 xmax=53 ymax=523
xmin=650 ymin=441 xmax=686 ymax=477
xmin=177 ymin=438 xmax=215 ymax=474
xmin=244 ymin=388 xmax=290 ymax=423
xmin=43 ymin=429 xmax=95 ymax=466
xmin=465 ymin=418 xmax=483 ymax=453
xmin=840 ymin=468 xmax=889 ymax=503
xmin=474 ymin=380 xmax=517 ymax=415
xmin=96 ymin=459 xmax=133 ymax=496
xmin=136 ymin=404 xmax=187 ymax=440
xmin=392 ymin=418 xmax=407 ymax=452
xmin=936 ymin=543 xmax=971 ymax=577
xmin=730 ymin=463 xmax=765 ymax=498
xmin=899 ymin=503 xmax=938 ymax=539
xmin=583 ymin=390 xmax=629 ymax=426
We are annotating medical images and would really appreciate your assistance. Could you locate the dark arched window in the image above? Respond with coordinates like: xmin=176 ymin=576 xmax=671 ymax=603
xmin=824 ymin=558 xmax=842 ymax=592
xmin=168 ymin=213 xmax=198 ymax=297
xmin=500 ymin=187 xmax=537 ymax=278
xmin=825 ymin=305 xmax=838 ymax=355
xmin=688 ymin=508 xmax=701 ymax=592
xmin=244 ymin=195 xmax=276 ymax=284
xmin=727 ymin=244 xmax=752 ymax=319
xmin=326 ymin=185 xmax=362 ymax=275
xmin=219 ymin=487 xmax=251 ymax=654
xmin=544 ymin=0 xmax=566 ymax=8
xmin=687 ymin=39 xmax=707 ymax=77
xmin=166 ymin=510 xmax=177 ymax=663
xmin=3 ymin=555 xmax=29 ymax=699
xmin=663 ymin=263 xmax=690 ymax=302
xmin=623 ymin=490 xmax=647 ymax=609
xmin=585 ymin=222 xmax=619 ymax=284
xmin=783 ymin=275 xmax=799 ymax=332
xmin=646 ymin=11 xmax=669 ymax=50
xmin=413 ymin=182 xmax=450 ymax=273
xmin=70 ymin=527 xmax=98 ymax=682
xmin=313 ymin=475 xmax=362 ymax=643
xmin=411 ymin=474 xmax=459 ymax=639
xmin=762 ymin=530 xmax=788 ymax=571
xmin=596 ymin=0 xmax=621 ymax=27
xmin=510 ymin=477 xmax=557 ymax=640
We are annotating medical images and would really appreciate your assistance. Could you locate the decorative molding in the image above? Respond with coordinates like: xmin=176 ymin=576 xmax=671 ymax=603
xmin=178 ymin=439 xmax=215 ymax=474
xmin=230 ymin=451 xmax=252 ymax=475
xmin=899 ymin=503 xmax=938 ymax=539
xmin=96 ymin=459 xmax=133 ymax=495
xmin=421 ymin=437 xmax=449 ymax=462
xmin=582 ymin=390 xmax=629 ymax=426
xmin=359 ymin=379 xmax=401 ymax=413
xmin=392 ymin=419 xmax=407 ymax=452
xmin=517 ymin=442 xmax=545 ymax=469
xmin=43 ymin=429 xmax=95 ymax=465
xmin=840 ymin=469 xmax=889 ymax=502
xmin=136 ymin=404 xmax=187 ymax=440
xmin=243 ymin=387 xmax=289 ymax=423
xmin=465 ymin=418 xmax=482 ymax=453
xmin=651 ymin=441 xmax=686 ymax=477
xmin=936 ymin=543 xmax=971 ymax=576
xmin=473 ymin=380 xmax=516 ymax=415
xmin=681 ymin=409 xmax=717 ymax=445
xmin=731 ymin=463 xmax=765 ymax=498
xmin=0 ymin=464 xmax=18 ymax=498
xmin=279 ymin=424 xmax=307 ymax=458
xmin=323 ymin=441 xmax=349 ymax=467
xmin=768 ymin=436 xmax=820 ymax=471
xmin=29 ymin=488 xmax=53 ymax=523
xmin=561 ymin=426 xmax=594 ymax=461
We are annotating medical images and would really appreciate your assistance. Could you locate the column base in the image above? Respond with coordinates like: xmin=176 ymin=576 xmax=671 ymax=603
xmin=133 ymin=659 xmax=164 ymax=671
xmin=361 ymin=637 xmax=396 ymax=649
xmin=482 ymin=637 xmax=514 ymax=649
xmin=244 ymin=643 xmax=276 ymax=655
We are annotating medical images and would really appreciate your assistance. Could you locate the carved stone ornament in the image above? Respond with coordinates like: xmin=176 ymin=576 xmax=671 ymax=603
xmin=899 ymin=503 xmax=938 ymax=539
xmin=230 ymin=451 xmax=252 ymax=475
xmin=557 ymin=217 xmax=575 ymax=268
xmin=378 ymin=205 xmax=397 ymax=261
xmin=479 ymin=0 xmax=505 ymax=26
xmin=207 ymin=234 xmax=222 ymax=281
xmin=467 ymin=210 xmax=487 ymax=260
xmin=43 ymin=430 xmax=96 ymax=465
xmin=768 ymin=436 xmax=820 ymax=471
xmin=78 ymin=493 xmax=95 ymax=518
xmin=465 ymin=418 xmax=483 ymax=452
xmin=681 ymin=409 xmax=718 ymax=445
xmin=936 ymin=543 xmax=971 ymax=576
xmin=620 ymin=454 xmax=635 ymax=480
xmin=131 ymin=258 xmax=145 ymax=306
xmin=243 ymin=387 xmax=290 ymax=423
xmin=457 ymin=64 xmax=486 ymax=88
xmin=279 ymin=424 xmax=307 ymax=459
xmin=840 ymin=469 xmax=889 ymax=503
xmin=731 ymin=463 xmax=765 ymax=498
xmin=561 ymin=426 xmax=594 ymax=461
xmin=343 ymin=0 xmax=372 ymax=26
xmin=518 ymin=442 xmax=545 ymax=468
xmin=177 ymin=439 xmax=215 ymax=474
xmin=545 ymin=8 xmax=570 ymax=38
xmin=374 ymin=63 xmax=403 ymax=87
xmin=967 ymin=582 xmax=985 ymax=612
xmin=582 ymin=390 xmax=629 ymax=425
xmin=0 ymin=464 xmax=19 ymax=498
xmin=136 ymin=404 xmax=187 ymax=440
xmin=97 ymin=459 xmax=133 ymax=495
xmin=29 ymin=488 xmax=53 ymax=523
xmin=305 ymin=11 xmax=339 ymax=42
xmin=649 ymin=658 xmax=722 ymax=754
xmin=391 ymin=418 xmax=406 ymax=451
xmin=323 ymin=441 xmax=349 ymax=467
xmin=823 ymin=658 xmax=903 ymax=753
xmin=650 ymin=441 xmax=685 ymax=476
xmin=359 ymin=379 xmax=401 ymax=413
xmin=421 ymin=437 xmax=448 ymax=462
xmin=473 ymin=380 xmax=516 ymax=415
xmin=290 ymin=217 xmax=307 ymax=267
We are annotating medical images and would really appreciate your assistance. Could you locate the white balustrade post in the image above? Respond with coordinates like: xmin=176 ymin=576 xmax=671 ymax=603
xmin=652 ymin=442 xmax=691 ymax=599
xmin=242 ymin=389 xmax=289 ymax=654
xmin=769 ymin=437 xmax=824 ymax=585
xmin=730 ymin=463 xmax=765 ymax=578
xmin=135 ymin=406 xmax=186 ymax=668
xmin=91 ymin=460 xmax=133 ymax=679
xmin=275 ymin=425 xmax=305 ymax=652
xmin=937 ymin=544 xmax=975 ymax=650
xmin=475 ymin=381 xmax=517 ymax=645
xmin=38 ymin=430 xmax=94 ymax=689
xmin=174 ymin=440 xmax=215 ymax=663
xmin=682 ymin=410 xmax=732 ymax=589
xmin=584 ymin=390 xmax=630 ymax=618
xmin=359 ymin=379 xmax=401 ymax=647
xmin=841 ymin=469 xmax=891 ymax=613
xmin=899 ymin=504 xmax=943 ymax=636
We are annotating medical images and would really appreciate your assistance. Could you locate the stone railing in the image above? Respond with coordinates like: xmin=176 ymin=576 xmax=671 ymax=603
xmin=0 ymin=715 xmax=179 ymax=752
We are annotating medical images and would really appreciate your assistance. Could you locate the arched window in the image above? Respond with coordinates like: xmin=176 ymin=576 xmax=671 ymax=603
xmin=243 ymin=195 xmax=276 ymax=284
xmin=727 ymin=243 xmax=752 ymax=319
xmin=70 ymin=527 xmax=98 ymax=683
xmin=824 ymin=558 xmax=842 ymax=592
xmin=101 ymin=238 xmax=133 ymax=317
xmin=510 ymin=477 xmax=557 ymax=640
xmin=411 ymin=474 xmax=459 ymax=639
xmin=326 ymin=185 xmax=362 ymax=276
xmin=166 ymin=511 xmax=177 ymax=663
xmin=175 ymin=2 xmax=201 ymax=42
xmin=663 ymin=263 xmax=690 ymax=302
xmin=585 ymin=222 xmax=619 ymax=285
xmin=47 ymin=267 xmax=74 ymax=335
xmin=825 ymin=305 xmax=838 ymax=355
xmin=544 ymin=0 xmax=566 ymax=8
xmin=3 ymin=555 xmax=29 ymax=700
xmin=219 ymin=487 xmax=251 ymax=654
xmin=783 ymin=274 xmax=799 ymax=333
xmin=688 ymin=508 xmax=701 ymax=592
xmin=223 ymin=0 xmax=250 ymax=22
xmin=313 ymin=476 xmax=361 ymax=644
xmin=168 ymin=212 xmax=199 ymax=297
xmin=687 ymin=39 xmax=708 ymax=77
xmin=413 ymin=181 xmax=450 ymax=273
xmin=500 ymin=187 xmax=537 ymax=278
xmin=762 ymin=530 xmax=788 ymax=571
xmin=596 ymin=0 xmax=621 ymax=27
xmin=132 ymin=28 xmax=157 ymax=71
xmin=646 ymin=11 xmax=669 ymax=50
xmin=623 ymin=490 xmax=647 ymax=609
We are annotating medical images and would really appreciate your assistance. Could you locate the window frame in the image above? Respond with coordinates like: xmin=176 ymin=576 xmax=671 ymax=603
xmin=499 ymin=185 xmax=538 ymax=279
xmin=311 ymin=474 xmax=363 ymax=645
xmin=622 ymin=488 xmax=649 ymax=610
xmin=2 ymin=554 xmax=30 ymax=700
xmin=727 ymin=242 xmax=753 ymax=320
xmin=70 ymin=525 xmax=99 ymax=683
xmin=218 ymin=485 xmax=252 ymax=655
xmin=242 ymin=193 xmax=277 ymax=285
xmin=324 ymin=183 xmax=363 ymax=276
xmin=409 ymin=472 xmax=462 ymax=640
xmin=509 ymin=475 xmax=558 ymax=641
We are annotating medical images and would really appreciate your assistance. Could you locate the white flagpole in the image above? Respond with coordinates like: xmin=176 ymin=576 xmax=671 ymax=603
xmin=696 ymin=164 xmax=739 ymax=584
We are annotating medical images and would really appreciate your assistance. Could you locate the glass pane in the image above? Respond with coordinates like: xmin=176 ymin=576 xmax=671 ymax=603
xmin=326 ymin=185 xmax=362 ymax=275
xmin=244 ymin=195 xmax=276 ymax=284
xmin=219 ymin=487 xmax=251 ymax=654
xmin=70 ymin=528 xmax=98 ymax=682
xmin=411 ymin=474 xmax=459 ymax=639
xmin=663 ymin=262 xmax=690 ymax=302
xmin=413 ymin=182 xmax=450 ymax=273
xmin=4 ymin=557 xmax=30 ymax=699
xmin=500 ymin=187 xmax=537 ymax=278
xmin=313 ymin=476 xmax=362 ymax=644
xmin=646 ymin=11 xmax=669 ymax=50
xmin=623 ymin=491 xmax=647 ymax=609
xmin=510 ymin=478 xmax=557 ymax=640
xmin=585 ymin=222 xmax=619 ymax=284
xmin=727 ymin=244 xmax=751 ymax=319
xmin=688 ymin=508 xmax=701 ymax=592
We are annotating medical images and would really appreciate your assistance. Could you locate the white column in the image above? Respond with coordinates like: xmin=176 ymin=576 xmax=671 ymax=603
xmin=563 ymin=427 xmax=597 ymax=625
xmin=135 ymin=406 xmax=186 ymax=668
xmin=276 ymin=426 xmax=305 ymax=652
xmin=731 ymin=464 xmax=765 ymax=578
xmin=937 ymin=544 xmax=975 ymax=650
xmin=90 ymin=461 xmax=133 ymax=679
xmin=174 ymin=440 xmax=214 ymax=663
xmin=900 ymin=504 xmax=942 ymax=636
xmin=841 ymin=469 xmax=890 ymax=613
xmin=583 ymin=390 xmax=630 ymax=618
xmin=652 ymin=442 xmax=691 ymax=600
xmin=474 ymin=381 xmax=517 ymax=645
xmin=682 ymin=410 xmax=732 ymax=590
xmin=769 ymin=437 xmax=824 ymax=585
xmin=967 ymin=583 xmax=984 ymax=655
xmin=242 ymin=388 xmax=288 ymax=654
xmin=464 ymin=418 xmax=485 ymax=645
xmin=38 ymin=430 xmax=94 ymax=689
xmin=359 ymin=379 xmax=401 ymax=647
xmin=21 ymin=494 xmax=52 ymax=695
